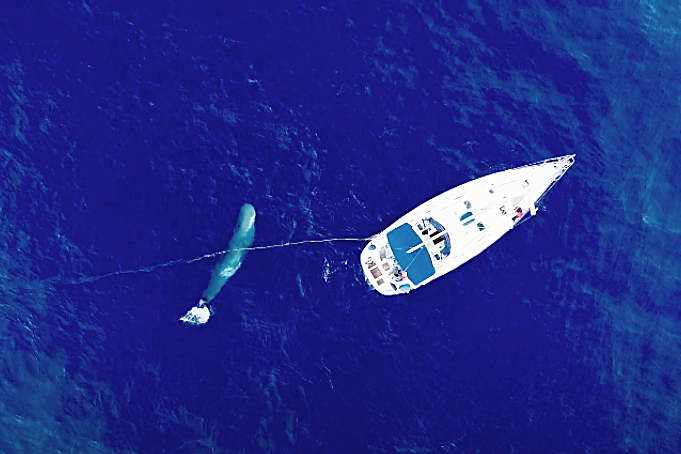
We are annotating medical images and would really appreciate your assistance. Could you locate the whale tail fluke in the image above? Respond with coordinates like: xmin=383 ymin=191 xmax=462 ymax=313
xmin=180 ymin=299 xmax=211 ymax=325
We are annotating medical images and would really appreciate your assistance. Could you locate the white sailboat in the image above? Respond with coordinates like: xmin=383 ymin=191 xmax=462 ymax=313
xmin=360 ymin=155 xmax=575 ymax=295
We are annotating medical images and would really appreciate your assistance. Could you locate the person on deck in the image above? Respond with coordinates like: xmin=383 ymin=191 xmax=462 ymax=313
xmin=512 ymin=206 xmax=523 ymax=222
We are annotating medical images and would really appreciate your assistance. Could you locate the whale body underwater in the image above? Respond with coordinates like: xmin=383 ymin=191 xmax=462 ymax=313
xmin=180 ymin=203 xmax=255 ymax=324
xmin=200 ymin=203 xmax=256 ymax=306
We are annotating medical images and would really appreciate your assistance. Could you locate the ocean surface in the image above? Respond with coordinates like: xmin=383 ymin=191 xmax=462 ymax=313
xmin=1 ymin=0 xmax=680 ymax=452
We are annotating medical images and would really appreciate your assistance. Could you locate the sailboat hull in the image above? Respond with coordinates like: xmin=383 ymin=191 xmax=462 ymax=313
xmin=361 ymin=155 xmax=575 ymax=295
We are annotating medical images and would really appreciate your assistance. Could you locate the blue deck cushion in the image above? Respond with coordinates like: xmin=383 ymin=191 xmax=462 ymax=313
xmin=387 ymin=223 xmax=436 ymax=285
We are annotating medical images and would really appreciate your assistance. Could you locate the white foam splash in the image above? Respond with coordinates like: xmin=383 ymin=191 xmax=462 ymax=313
xmin=180 ymin=306 xmax=211 ymax=325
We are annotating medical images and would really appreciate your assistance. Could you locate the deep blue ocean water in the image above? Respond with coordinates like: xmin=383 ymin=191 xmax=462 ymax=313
xmin=1 ymin=0 xmax=680 ymax=452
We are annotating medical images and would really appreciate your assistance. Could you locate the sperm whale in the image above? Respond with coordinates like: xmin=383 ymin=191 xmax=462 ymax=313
xmin=181 ymin=203 xmax=256 ymax=324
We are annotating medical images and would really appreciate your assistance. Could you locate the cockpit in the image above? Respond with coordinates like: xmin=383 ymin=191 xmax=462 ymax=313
xmin=416 ymin=217 xmax=451 ymax=261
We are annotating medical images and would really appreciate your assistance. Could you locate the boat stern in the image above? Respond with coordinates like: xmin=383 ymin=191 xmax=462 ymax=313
xmin=360 ymin=236 xmax=414 ymax=296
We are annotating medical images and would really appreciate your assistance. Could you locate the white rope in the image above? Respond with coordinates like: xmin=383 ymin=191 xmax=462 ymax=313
xmin=56 ymin=236 xmax=374 ymax=285
xmin=234 ymin=236 xmax=374 ymax=251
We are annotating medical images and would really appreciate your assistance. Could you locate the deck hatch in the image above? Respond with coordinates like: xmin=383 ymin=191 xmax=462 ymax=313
xmin=460 ymin=212 xmax=475 ymax=226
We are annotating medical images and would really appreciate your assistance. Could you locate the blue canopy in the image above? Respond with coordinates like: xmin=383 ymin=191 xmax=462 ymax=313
xmin=387 ymin=223 xmax=436 ymax=285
